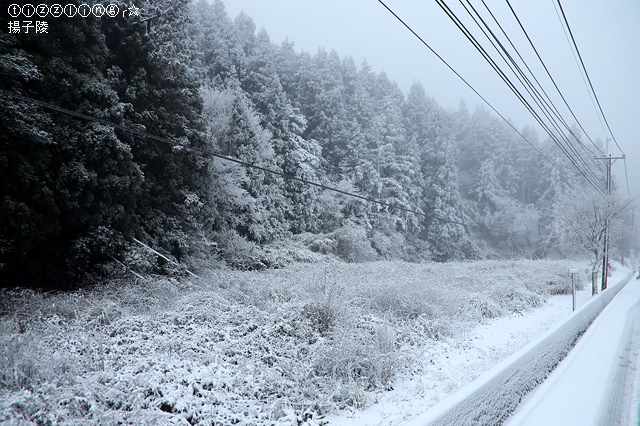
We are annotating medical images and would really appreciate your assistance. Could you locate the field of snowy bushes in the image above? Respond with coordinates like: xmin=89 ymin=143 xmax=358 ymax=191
xmin=0 ymin=259 xmax=589 ymax=425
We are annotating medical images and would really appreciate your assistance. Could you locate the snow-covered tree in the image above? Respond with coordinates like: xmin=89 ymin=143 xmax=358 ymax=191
xmin=404 ymin=83 xmax=472 ymax=260
xmin=559 ymin=188 xmax=630 ymax=294
xmin=1 ymin=14 xmax=144 ymax=287
xmin=201 ymin=85 xmax=287 ymax=243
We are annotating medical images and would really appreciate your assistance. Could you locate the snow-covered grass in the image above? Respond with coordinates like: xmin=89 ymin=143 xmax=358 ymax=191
xmin=0 ymin=259 xmax=590 ymax=425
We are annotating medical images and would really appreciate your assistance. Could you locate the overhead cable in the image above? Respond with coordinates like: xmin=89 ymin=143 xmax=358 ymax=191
xmin=0 ymin=88 xmax=474 ymax=229
xmin=456 ymin=0 xmax=604 ymax=185
xmin=623 ymin=159 xmax=631 ymax=197
xmin=433 ymin=0 xmax=605 ymax=194
xmin=504 ymin=0 xmax=605 ymax=158
xmin=484 ymin=0 xmax=605 ymax=181
xmin=555 ymin=0 xmax=625 ymax=156
xmin=375 ymin=0 xmax=557 ymax=173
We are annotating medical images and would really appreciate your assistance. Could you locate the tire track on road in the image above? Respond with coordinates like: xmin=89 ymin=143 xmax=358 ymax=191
xmin=599 ymin=298 xmax=640 ymax=426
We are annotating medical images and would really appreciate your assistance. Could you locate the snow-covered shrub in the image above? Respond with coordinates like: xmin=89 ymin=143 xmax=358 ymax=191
xmin=85 ymin=298 xmax=123 ymax=326
xmin=517 ymin=260 xmax=587 ymax=295
xmin=409 ymin=314 xmax=453 ymax=340
xmin=332 ymin=380 xmax=370 ymax=409
xmin=308 ymin=237 xmax=338 ymax=255
xmin=370 ymin=229 xmax=405 ymax=260
xmin=542 ymin=277 xmax=570 ymax=295
xmin=330 ymin=223 xmax=377 ymax=263
xmin=0 ymin=259 xmax=593 ymax=424
xmin=265 ymin=240 xmax=326 ymax=265
xmin=213 ymin=229 xmax=268 ymax=270
xmin=468 ymin=293 xmax=505 ymax=319
xmin=94 ymin=278 xmax=178 ymax=315
xmin=0 ymin=288 xmax=47 ymax=329
xmin=122 ymin=244 xmax=165 ymax=275
xmin=301 ymin=266 xmax=347 ymax=334
xmin=212 ymin=230 xmax=322 ymax=270
xmin=0 ymin=322 xmax=85 ymax=397
xmin=312 ymin=318 xmax=398 ymax=393
xmin=1 ymin=336 xmax=40 ymax=390
xmin=492 ymin=284 xmax=544 ymax=314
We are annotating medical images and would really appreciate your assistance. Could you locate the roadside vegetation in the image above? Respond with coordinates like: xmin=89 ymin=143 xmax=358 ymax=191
xmin=1 ymin=259 xmax=588 ymax=425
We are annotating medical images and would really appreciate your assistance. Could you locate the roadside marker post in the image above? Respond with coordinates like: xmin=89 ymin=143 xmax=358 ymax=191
xmin=569 ymin=269 xmax=579 ymax=311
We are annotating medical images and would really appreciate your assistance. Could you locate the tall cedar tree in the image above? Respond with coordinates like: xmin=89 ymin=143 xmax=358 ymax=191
xmin=102 ymin=0 xmax=209 ymax=261
xmin=1 ymin=1 xmax=207 ymax=288
xmin=1 ymin=11 xmax=143 ymax=289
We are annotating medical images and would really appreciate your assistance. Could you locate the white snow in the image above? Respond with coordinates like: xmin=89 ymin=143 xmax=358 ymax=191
xmin=3 ymin=260 xmax=633 ymax=425
xmin=327 ymin=266 xmax=634 ymax=426
xmin=506 ymin=271 xmax=640 ymax=426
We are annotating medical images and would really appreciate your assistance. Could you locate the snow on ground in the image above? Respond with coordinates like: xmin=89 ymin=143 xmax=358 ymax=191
xmin=0 ymin=259 xmax=602 ymax=425
xmin=404 ymin=266 xmax=633 ymax=426
xmin=327 ymin=266 xmax=636 ymax=426
xmin=325 ymin=273 xmax=595 ymax=426
xmin=506 ymin=269 xmax=640 ymax=426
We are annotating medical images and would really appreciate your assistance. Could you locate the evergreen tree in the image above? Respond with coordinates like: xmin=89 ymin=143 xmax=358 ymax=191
xmin=474 ymin=158 xmax=503 ymax=214
xmin=236 ymin=20 xmax=323 ymax=234
xmin=537 ymin=142 xmax=583 ymax=256
xmin=190 ymin=0 xmax=244 ymax=85
xmin=1 ymin=33 xmax=57 ymax=286
xmin=1 ymin=12 xmax=143 ymax=288
xmin=370 ymin=87 xmax=421 ymax=235
xmin=201 ymin=84 xmax=287 ymax=242
xmin=298 ymin=49 xmax=351 ymax=177
xmin=103 ymin=0 xmax=209 ymax=260
xmin=404 ymin=83 xmax=471 ymax=261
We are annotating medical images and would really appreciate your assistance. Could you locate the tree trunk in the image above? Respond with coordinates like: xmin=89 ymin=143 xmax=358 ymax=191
xmin=592 ymin=248 xmax=600 ymax=296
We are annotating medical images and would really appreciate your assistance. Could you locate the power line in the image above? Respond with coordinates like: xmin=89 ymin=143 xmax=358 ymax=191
xmin=484 ymin=0 xmax=606 ymax=182
xmin=441 ymin=0 xmax=603 ymax=191
xmin=455 ymin=0 xmax=604 ymax=187
xmin=504 ymin=0 xmax=605 ymax=158
xmin=432 ymin=0 xmax=605 ymax=195
xmin=0 ymin=88 xmax=474 ymax=229
xmin=377 ymin=0 xmax=604 ymax=196
xmin=505 ymin=0 xmax=606 ymax=181
xmin=376 ymin=0 xmax=557 ymax=174
xmin=555 ymin=0 xmax=625 ymax=157
xmin=474 ymin=0 xmax=570 ymax=141
xmin=549 ymin=0 xmax=608 ymax=147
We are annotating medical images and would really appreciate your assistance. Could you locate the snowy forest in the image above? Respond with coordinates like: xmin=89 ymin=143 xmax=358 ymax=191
xmin=3 ymin=0 xmax=633 ymax=291
xmin=2 ymin=1 xmax=640 ymax=424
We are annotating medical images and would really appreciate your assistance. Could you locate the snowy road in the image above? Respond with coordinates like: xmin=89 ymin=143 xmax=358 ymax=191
xmin=506 ymin=276 xmax=640 ymax=426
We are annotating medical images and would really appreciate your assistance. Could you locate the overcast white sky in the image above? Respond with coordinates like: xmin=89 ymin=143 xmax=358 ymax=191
xmin=221 ymin=0 xmax=639 ymax=200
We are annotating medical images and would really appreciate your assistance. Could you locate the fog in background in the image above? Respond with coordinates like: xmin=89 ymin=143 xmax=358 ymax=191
xmin=222 ymin=0 xmax=639 ymax=200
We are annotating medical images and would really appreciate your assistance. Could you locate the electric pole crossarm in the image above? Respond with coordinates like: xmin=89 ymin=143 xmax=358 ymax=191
xmin=593 ymin=155 xmax=625 ymax=161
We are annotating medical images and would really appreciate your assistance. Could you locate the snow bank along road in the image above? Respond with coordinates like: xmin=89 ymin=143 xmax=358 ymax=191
xmin=405 ymin=271 xmax=634 ymax=426
xmin=506 ymin=273 xmax=640 ymax=426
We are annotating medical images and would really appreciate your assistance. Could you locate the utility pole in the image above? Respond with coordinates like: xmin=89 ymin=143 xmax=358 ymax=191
xmin=593 ymin=152 xmax=625 ymax=291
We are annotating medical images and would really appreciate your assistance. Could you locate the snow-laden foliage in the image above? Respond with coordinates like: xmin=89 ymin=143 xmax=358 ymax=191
xmin=3 ymin=0 xmax=633 ymax=288
xmin=1 ymin=0 xmax=207 ymax=288
xmin=557 ymin=188 xmax=631 ymax=294
xmin=1 ymin=260 xmax=588 ymax=424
